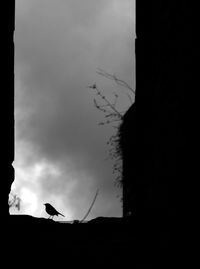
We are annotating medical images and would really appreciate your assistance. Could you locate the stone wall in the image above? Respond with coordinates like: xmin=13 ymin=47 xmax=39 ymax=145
xmin=120 ymin=1 xmax=191 ymax=223
xmin=2 ymin=1 xmax=15 ymax=218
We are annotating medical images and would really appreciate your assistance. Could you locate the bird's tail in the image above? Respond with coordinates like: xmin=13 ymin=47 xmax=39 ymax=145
xmin=59 ymin=213 xmax=65 ymax=217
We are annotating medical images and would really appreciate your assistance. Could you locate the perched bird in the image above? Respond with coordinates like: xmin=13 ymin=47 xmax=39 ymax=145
xmin=44 ymin=203 xmax=65 ymax=219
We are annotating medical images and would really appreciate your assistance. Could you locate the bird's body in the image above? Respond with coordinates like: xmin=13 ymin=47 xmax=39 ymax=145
xmin=44 ymin=203 xmax=65 ymax=219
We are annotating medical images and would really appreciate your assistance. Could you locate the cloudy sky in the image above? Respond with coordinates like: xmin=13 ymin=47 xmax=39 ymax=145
xmin=10 ymin=0 xmax=135 ymax=221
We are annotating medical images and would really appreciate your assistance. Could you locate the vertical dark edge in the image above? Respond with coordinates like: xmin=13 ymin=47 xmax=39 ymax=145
xmin=2 ymin=0 xmax=15 ymax=220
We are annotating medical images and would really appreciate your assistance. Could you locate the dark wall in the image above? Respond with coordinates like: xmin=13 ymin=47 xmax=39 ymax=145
xmin=2 ymin=1 xmax=15 ymax=218
xmin=120 ymin=1 xmax=192 ymax=224
xmin=120 ymin=104 xmax=136 ymax=217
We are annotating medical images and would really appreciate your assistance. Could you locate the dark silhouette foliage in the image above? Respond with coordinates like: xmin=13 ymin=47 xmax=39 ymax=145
xmin=9 ymin=193 xmax=21 ymax=211
xmin=89 ymin=69 xmax=135 ymax=189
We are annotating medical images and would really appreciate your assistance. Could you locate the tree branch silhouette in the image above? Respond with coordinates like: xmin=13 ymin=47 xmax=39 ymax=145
xmin=80 ymin=189 xmax=99 ymax=223
xmin=97 ymin=68 xmax=135 ymax=102
xmin=88 ymin=83 xmax=123 ymax=126
xmin=9 ymin=193 xmax=21 ymax=211
xmin=88 ymin=69 xmax=135 ymax=188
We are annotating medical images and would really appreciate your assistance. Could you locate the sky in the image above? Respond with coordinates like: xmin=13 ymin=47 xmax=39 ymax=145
xmin=10 ymin=0 xmax=135 ymax=221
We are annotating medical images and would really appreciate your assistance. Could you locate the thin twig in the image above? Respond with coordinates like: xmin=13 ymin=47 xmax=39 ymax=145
xmin=80 ymin=189 xmax=99 ymax=223
xmin=97 ymin=68 xmax=135 ymax=94
xmin=88 ymin=69 xmax=135 ymax=189
xmin=9 ymin=193 xmax=21 ymax=210
xmin=91 ymin=85 xmax=123 ymax=119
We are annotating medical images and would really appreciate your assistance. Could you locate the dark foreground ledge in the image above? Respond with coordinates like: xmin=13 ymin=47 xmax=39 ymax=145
xmin=3 ymin=215 xmax=182 ymax=267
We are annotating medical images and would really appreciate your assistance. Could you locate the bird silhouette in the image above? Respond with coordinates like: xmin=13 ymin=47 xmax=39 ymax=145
xmin=44 ymin=203 xmax=65 ymax=219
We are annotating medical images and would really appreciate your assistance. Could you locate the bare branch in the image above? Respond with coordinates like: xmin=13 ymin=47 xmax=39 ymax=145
xmin=9 ymin=193 xmax=21 ymax=211
xmin=97 ymin=68 xmax=135 ymax=94
xmin=88 ymin=69 xmax=134 ymax=189
xmin=80 ymin=189 xmax=99 ymax=223
xmin=90 ymin=84 xmax=123 ymax=121
xmin=126 ymin=93 xmax=134 ymax=104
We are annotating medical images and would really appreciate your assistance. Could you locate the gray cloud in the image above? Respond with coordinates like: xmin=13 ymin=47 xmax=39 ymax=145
xmin=14 ymin=0 xmax=135 ymax=219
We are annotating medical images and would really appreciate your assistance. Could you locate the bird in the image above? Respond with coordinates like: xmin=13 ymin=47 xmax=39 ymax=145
xmin=44 ymin=203 xmax=65 ymax=219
